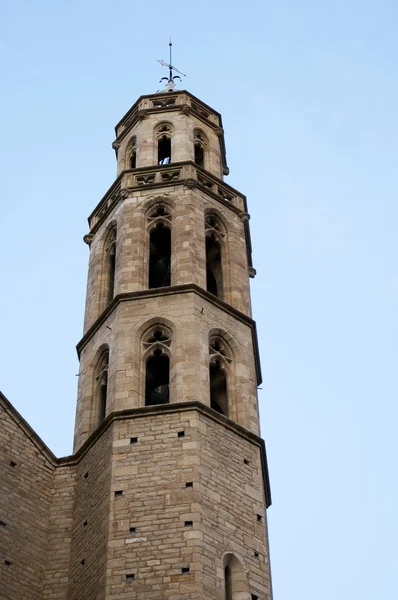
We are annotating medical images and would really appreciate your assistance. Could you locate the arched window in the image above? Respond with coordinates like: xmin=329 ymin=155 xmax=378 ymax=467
xmin=105 ymin=226 xmax=117 ymax=305
xmin=155 ymin=123 xmax=173 ymax=165
xmin=127 ymin=136 xmax=137 ymax=168
xmin=205 ymin=214 xmax=224 ymax=299
xmin=148 ymin=204 xmax=172 ymax=289
xmin=223 ymin=554 xmax=248 ymax=600
xmin=209 ymin=336 xmax=232 ymax=416
xmin=143 ymin=327 xmax=172 ymax=406
xmin=93 ymin=349 xmax=109 ymax=424
xmin=194 ymin=129 xmax=208 ymax=168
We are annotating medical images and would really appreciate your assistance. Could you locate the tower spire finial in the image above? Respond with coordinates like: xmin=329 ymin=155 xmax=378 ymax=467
xmin=157 ymin=37 xmax=187 ymax=92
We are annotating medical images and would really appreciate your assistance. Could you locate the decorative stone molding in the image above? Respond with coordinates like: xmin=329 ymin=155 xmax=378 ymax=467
xmin=248 ymin=267 xmax=257 ymax=279
xmin=214 ymin=127 xmax=224 ymax=136
xmin=137 ymin=109 xmax=148 ymax=121
xmin=223 ymin=166 xmax=230 ymax=176
xmin=239 ymin=212 xmax=250 ymax=223
xmin=112 ymin=141 xmax=121 ymax=150
xmin=83 ymin=233 xmax=94 ymax=247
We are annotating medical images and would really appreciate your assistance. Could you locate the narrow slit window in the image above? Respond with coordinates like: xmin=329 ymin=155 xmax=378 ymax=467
xmin=194 ymin=142 xmax=204 ymax=167
xmin=145 ymin=351 xmax=170 ymax=406
xmin=130 ymin=149 xmax=136 ymax=168
xmin=206 ymin=236 xmax=223 ymax=299
xmin=95 ymin=350 xmax=109 ymax=424
xmin=194 ymin=130 xmax=207 ymax=168
xmin=105 ymin=227 xmax=117 ymax=305
xmin=210 ymin=361 xmax=228 ymax=416
xmin=158 ymin=136 xmax=171 ymax=164
xmin=149 ymin=225 xmax=171 ymax=288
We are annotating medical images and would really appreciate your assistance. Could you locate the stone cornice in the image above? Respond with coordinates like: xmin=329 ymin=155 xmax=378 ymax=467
xmin=87 ymin=162 xmax=247 ymax=234
xmin=0 ymin=393 xmax=271 ymax=507
xmin=75 ymin=283 xmax=262 ymax=386
xmin=60 ymin=402 xmax=272 ymax=509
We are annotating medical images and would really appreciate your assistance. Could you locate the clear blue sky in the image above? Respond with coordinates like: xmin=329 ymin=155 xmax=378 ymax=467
xmin=1 ymin=1 xmax=397 ymax=598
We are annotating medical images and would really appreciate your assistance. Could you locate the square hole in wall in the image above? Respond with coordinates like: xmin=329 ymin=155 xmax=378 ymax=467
xmin=80 ymin=559 xmax=85 ymax=566
xmin=130 ymin=437 xmax=138 ymax=444
xmin=9 ymin=461 xmax=17 ymax=468
xmin=177 ymin=431 xmax=185 ymax=438
xmin=257 ymin=514 xmax=263 ymax=522
xmin=126 ymin=573 xmax=135 ymax=582
xmin=185 ymin=482 xmax=193 ymax=488
xmin=254 ymin=551 xmax=259 ymax=559
xmin=181 ymin=567 xmax=190 ymax=575
xmin=0 ymin=520 xmax=6 ymax=529
xmin=129 ymin=526 xmax=136 ymax=534
xmin=84 ymin=472 xmax=89 ymax=479
xmin=251 ymin=595 xmax=259 ymax=600
xmin=83 ymin=520 xmax=88 ymax=527
xmin=184 ymin=521 xmax=193 ymax=527
xmin=244 ymin=458 xmax=250 ymax=466
xmin=114 ymin=490 xmax=123 ymax=497
xmin=4 ymin=560 xmax=11 ymax=567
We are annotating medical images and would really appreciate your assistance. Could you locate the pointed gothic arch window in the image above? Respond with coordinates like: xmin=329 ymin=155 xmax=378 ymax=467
xmin=205 ymin=214 xmax=224 ymax=299
xmin=93 ymin=349 xmax=109 ymax=424
xmin=209 ymin=336 xmax=232 ymax=416
xmin=104 ymin=226 xmax=117 ymax=305
xmin=128 ymin=136 xmax=137 ymax=169
xmin=155 ymin=123 xmax=173 ymax=165
xmin=194 ymin=129 xmax=208 ymax=168
xmin=147 ymin=204 xmax=172 ymax=289
xmin=143 ymin=327 xmax=172 ymax=406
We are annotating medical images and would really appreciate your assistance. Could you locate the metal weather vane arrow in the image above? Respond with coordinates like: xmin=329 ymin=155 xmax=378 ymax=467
xmin=157 ymin=38 xmax=187 ymax=91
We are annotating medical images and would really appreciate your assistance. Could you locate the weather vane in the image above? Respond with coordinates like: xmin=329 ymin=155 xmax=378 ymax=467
xmin=157 ymin=38 xmax=187 ymax=92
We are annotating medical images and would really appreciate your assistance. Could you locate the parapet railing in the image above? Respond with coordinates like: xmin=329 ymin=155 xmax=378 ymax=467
xmin=88 ymin=162 xmax=246 ymax=231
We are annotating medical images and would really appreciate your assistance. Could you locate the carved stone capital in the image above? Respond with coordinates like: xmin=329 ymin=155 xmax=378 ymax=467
xmin=180 ymin=104 xmax=191 ymax=116
xmin=184 ymin=178 xmax=197 ymax=189
xmin=112 ymin=141 xmax=121 ymax=150
xmin=249 ymin=267 xmax=257 ymax=279
xmin=223 ymin=166 xmax=230 ymax=176
xmin=214 ymin=127 xmax=224 ymax=136
xmin=137 ymin=109 xmax=148 ymax=121
xmin=239 ymin=212 xmax=250 ymax=223
xmin=83 ymin=233 xmax=94 ymax=247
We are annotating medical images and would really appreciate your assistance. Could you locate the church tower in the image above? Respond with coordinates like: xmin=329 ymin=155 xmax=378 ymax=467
xmin=68 ymin=83 xmax=273 ymax=598
xmin=0 ymin=78 xmax=272 ymax=600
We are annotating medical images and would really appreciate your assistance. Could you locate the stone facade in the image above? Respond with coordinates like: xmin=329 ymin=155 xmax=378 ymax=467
xmin=0 ymin=89 xmax=272 ymax=600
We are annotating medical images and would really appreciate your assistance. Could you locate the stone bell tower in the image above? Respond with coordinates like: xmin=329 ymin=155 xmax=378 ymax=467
xmin=67 ymin=86 xmax=273 ymax=599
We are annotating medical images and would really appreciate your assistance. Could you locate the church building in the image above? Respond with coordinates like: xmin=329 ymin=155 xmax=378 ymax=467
xmin=0 ymin=72 xmax=273 ymax=599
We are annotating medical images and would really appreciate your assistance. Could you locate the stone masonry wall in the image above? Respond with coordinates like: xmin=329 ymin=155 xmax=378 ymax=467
xmin=104 ymin=407 xmax=271 ymax=599
xmin=74 ymin=290 xmax=259 ymax=451
xmin=42 ymin=463 xmax=77 ymax=600
xmin=66 ymin=424 xmax=113 ymax=600
xmin=83 ymin=182 xmax=251 ymax=335
xmin=0 ymin=400 xmax=54 ymax=599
